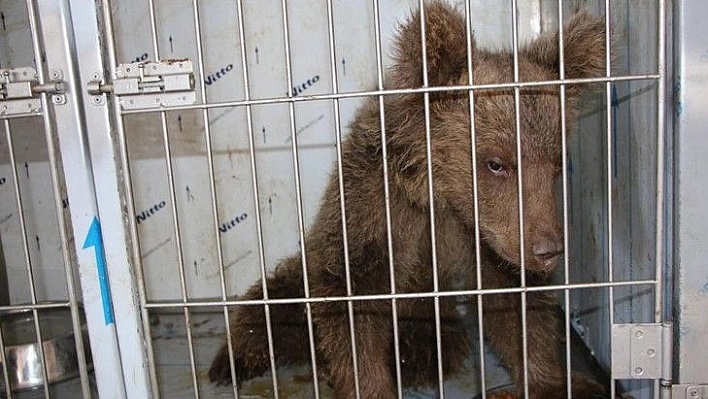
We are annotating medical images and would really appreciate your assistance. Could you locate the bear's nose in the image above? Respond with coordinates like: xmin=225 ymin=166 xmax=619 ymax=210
xmin=532 ymin=238 xmax=564 ymax=268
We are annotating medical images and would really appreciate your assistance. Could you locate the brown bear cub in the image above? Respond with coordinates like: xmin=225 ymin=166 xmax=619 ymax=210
xmin=210 ymin=1 xmax=609 ymax=398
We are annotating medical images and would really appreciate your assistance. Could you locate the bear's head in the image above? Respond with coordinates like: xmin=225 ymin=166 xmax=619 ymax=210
xmin=388 ymin=1 xmax=607 ymax=274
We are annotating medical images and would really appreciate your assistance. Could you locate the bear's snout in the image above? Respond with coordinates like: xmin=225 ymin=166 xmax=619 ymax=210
xmin=531 ymin=236 xmax=564 ymax=271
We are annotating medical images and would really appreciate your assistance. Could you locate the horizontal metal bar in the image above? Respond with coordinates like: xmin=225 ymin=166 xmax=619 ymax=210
xmin=142 ymin=279 xmax=658 ymax=309
xmin=0 ymin=302 xmax=71 ymax=313
xmin=119 ymin=73 xmax=660 ymax=115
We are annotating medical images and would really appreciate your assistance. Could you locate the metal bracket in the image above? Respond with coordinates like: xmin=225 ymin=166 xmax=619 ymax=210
xmin=611 ymin=322 xmax=672 ymax=380
xmin=87 ymin=59 xmax=195 ymax=110
xmin=0 ymin=67 xmax=66 ymax=119
xmin=673 ymin=384 xmax=708 ymax=398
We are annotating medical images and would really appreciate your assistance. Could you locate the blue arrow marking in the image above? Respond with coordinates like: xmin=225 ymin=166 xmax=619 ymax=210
xmin=83 ymin=217 xmax=115 ymax=325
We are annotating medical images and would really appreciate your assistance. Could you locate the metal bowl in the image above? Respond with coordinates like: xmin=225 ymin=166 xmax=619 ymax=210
xmin=0 ymin=308 xmax=92 ymax=393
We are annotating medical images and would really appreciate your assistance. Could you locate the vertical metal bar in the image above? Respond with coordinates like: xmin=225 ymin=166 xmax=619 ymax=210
xmin=371 ymin=0 xmax=403 ymax=397
xmin=49 ymin=0 xmax=148 ymax=395
xmin=16 ymin=3 xmax=52 ymax=395
xmin=190 ymin=0 xmax=239 ymax=397
xmin=322 ymin=1 xmax=361 ymax=398
xmin=28 ymin=0 xmax=92 ymax=394
xmin=145 ymin=1 xmax=199 ymax=396
xmin=324 ymin=0 xmax=359 ymax=396
xmin=0 ymin=126 xmax=13 ymax=399
xmin=3 ymin=117 xmax=50 ymax=399
xmin=0 ymin=315 xmax=11 ymax=399
xmin=416 ymin=1 xmax=445 ymax=396
xmin=234 ymin=1 xmax=284 ymax=397
xmin=655 ymin=1 xmax=668 ymax=398
xmin=40 ymin=63 xmax=93 ymax=399
xmin=277 ymin=0 xmax=323 ymax=396
xmin=555 ymin=2 xmax=573 ymax=398
xmin=98 ymin=0 xmax=158 ymax=396
xmin=509 ymin=0 xmax=529 ymax=397
xmin=462 ymin=1 xmax=487 ymax=397
xmin=603 ymin=0 xmax=616 ymax=397
xmin=654 ymin=0 xmax=667 ymax=329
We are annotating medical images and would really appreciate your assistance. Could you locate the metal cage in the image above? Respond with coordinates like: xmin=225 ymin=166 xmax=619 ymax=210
xmin=1 ymin=0 xmax=704 ymax=398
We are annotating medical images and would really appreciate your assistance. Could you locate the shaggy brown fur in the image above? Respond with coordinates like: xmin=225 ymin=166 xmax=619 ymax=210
xmin=210 ymin=2 xmax=609 ymax=398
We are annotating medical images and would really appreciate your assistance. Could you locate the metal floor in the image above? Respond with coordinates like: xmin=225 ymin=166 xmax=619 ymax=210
xmin=151 ymin=311 xmax=514 ymax=399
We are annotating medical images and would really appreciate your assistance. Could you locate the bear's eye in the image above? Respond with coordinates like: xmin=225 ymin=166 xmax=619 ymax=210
xmin=487 ymin=159 xmax=506 ymax=175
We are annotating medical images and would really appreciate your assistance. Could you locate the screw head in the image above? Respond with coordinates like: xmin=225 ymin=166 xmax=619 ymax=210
xmin=634 ymin=367 xmax=643 ymax=375
xmin=634 ymin=330 xmax=644 ymax=339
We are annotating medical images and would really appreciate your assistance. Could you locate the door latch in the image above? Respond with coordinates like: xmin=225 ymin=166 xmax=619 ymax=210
xmin=0 ymin=67 xmax=65 ymax=118
xmin=87 ymin=59 xmax=195 ymax=110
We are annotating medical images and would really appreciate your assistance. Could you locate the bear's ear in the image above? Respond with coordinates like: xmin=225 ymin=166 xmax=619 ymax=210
xmin=390 ymin=0 xmax=471 ymax=89
xmin=523 ymin=11 xmax=607 ymax=80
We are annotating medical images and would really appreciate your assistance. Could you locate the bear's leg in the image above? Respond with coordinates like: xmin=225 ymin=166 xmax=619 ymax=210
xmin=481 ymin=289 xmax=606 ymax=399
xmin=312 ymin=297 xmax=395 ymax=399
xmin=395 ymin=297 xmax=471 ymax=389
xmin=209 ymin=258 xmax=310 ymax=386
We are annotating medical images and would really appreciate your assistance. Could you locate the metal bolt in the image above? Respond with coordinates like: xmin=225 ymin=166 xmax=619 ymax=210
xmin=634 ymin=330 xmax=644 ymax=339
xmin=647 ymin=348 xmax=656 ymax=356
xmin=91 ymin=72 xmax=101 ymax=81
xmin=690 ymin=389 xmax=699 ymax=397
xmin=92 ymin=96 xmax=105 ymax=106
xmin=51 ymin=94 xmax=66 ymax=105
xmin=634 ymin=367 xmax=643 ymax=375
xmin=49 ymin=69 xmax=62 ymax=80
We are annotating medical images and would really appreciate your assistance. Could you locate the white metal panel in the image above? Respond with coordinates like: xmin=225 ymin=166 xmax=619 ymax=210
xmin=65 ymin=0 xmax=155 ymax=396
xmin=30 ymin=1 xmax=132 ymax=397
xmin=674 ymin=0 xmax=708 ymax=385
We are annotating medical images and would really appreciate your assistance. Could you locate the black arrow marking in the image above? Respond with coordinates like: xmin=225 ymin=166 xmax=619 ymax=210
xmin=262 ymin=126 xmax=266 ymax=144
xmin=35 ymin=235 xmax=40 ymax=251
xmin=186 ymin=185 xmax=194 ymax=202
xmin=178 ymin=114 xmax=183 ymax=132
xmin=194 ymin=260 xmax=198 ymax=276
xmin=268 ymin=196 xmax=273 ymax=214
xmin=169 ymin=36 xmax=174 ymax=53
xmin=342 ymin=58 xmax=346 ymax=75
xmin=1 ymin=13 xmax=6 ymax=31
xmin=24 ymin=162 xmax=29 ymax=178
xmin=255 ymin=47 xmax=259 ymax=64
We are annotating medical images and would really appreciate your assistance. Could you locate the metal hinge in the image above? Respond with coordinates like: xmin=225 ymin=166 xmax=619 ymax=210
xmin=0 ymin=67 xmax=66 ymax=118
xmin=611 ymin=322 xmax=672 ymax=380
xmin=87 ymin=59 xmax=195 ymax=110
xmin=673 ymin=384 xmax=708 ymax=398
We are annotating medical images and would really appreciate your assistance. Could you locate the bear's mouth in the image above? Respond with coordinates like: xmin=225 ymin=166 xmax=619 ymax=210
xmin=484 ymin=237 xmax=561 ymax=275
